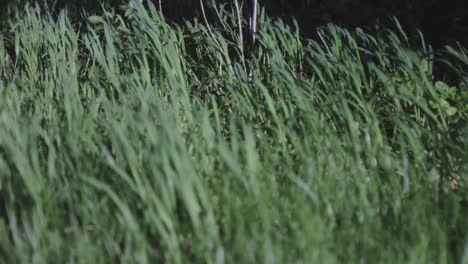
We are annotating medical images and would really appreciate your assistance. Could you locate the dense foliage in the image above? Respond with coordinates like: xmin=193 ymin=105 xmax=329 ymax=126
xmin=0 ymin=1 xmax=467 ymax=263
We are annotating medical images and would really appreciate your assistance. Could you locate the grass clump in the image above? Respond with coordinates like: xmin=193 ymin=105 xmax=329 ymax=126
xmin=0 ymin=2 xmax=467 ymax=263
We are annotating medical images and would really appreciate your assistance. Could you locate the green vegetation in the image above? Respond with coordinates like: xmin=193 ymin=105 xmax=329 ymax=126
xmin=0 ymin=2 xmax=467 ymax=263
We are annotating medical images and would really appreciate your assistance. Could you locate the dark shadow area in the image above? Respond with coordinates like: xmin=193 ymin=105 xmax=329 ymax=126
xmin=263 ymin=0 xmax=468 ymax=49
xmin=1 ymin=0 xmax=467 ymax=50
xmin=1 ymin=0 xmax=467 ymax=51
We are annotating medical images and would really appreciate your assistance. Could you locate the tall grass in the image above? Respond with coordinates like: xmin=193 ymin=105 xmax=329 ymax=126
xmin=0 ymin=2 xmax=467 ymax=263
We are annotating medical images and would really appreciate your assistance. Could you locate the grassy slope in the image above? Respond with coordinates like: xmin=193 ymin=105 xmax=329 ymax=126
xmin=0 ymin=2 xmax=467 ymax=263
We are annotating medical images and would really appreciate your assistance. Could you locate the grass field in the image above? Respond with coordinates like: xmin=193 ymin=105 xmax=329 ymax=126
xmin=0 ymin=2 xmax=467 ymax=263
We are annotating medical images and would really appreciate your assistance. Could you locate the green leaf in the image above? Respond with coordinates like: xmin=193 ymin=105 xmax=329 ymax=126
xmin=87 ymin=16 xmax=105 ymax=25
xmin=435 ymin=81 xmax=450 ymax=93
xmin=446 ymin=106 xmax=458 ymax=116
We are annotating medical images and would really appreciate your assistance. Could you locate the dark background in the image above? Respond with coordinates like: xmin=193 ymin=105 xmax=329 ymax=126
xmin=264 ymin=0 xmax=468 ymax=49
xmin=1 ymin=0 xmax=467 ymax=49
